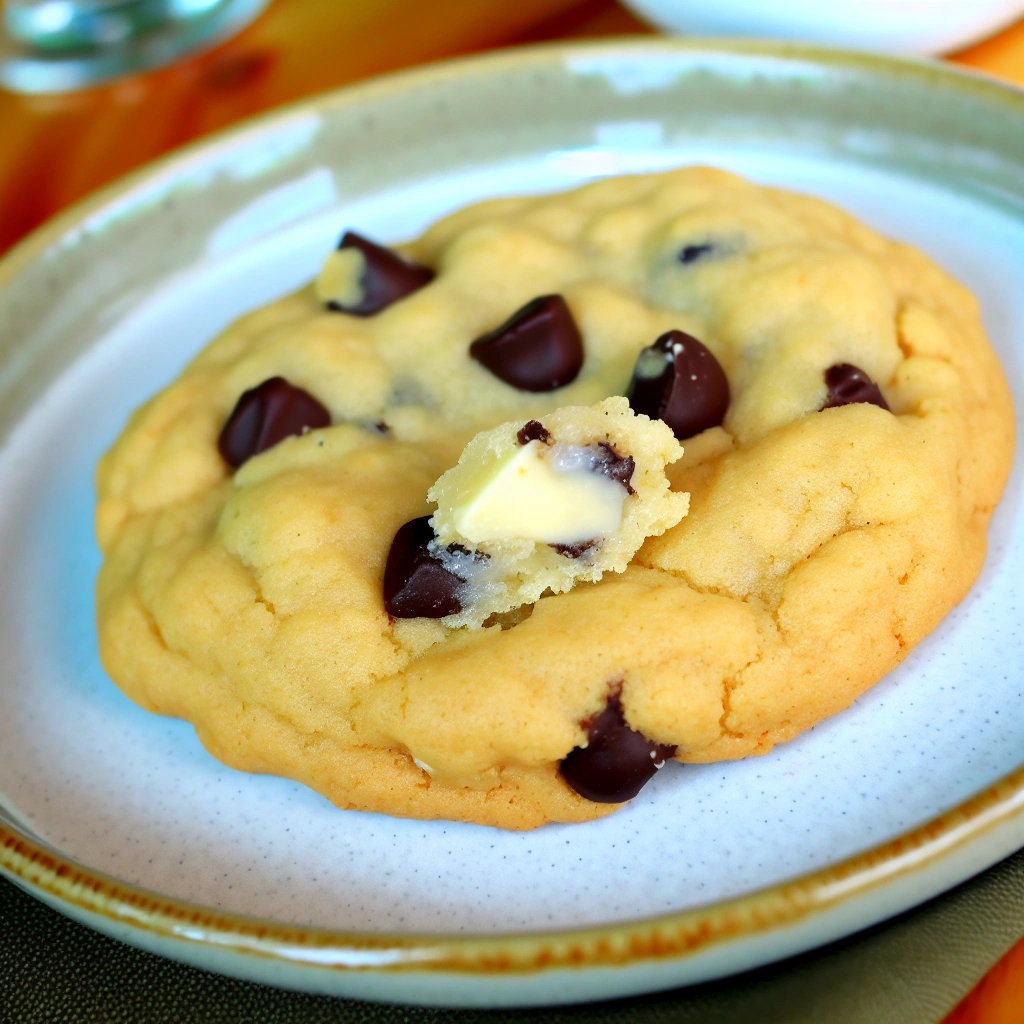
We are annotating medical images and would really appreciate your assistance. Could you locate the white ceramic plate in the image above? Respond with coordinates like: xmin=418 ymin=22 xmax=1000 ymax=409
xmin=623 ymin=0 xmax=1024 ymax=56
xmin=1 ymin=41 xmax=1023 ymax=1008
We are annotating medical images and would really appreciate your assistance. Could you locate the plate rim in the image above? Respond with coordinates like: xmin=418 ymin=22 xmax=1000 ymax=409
xmin=1 ymin=34 xmax=1023 ymax=993
xmin=4 ymin=763 xmax=1024 ymax=974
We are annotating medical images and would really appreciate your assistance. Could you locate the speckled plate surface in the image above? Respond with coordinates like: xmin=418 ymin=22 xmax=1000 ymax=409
xmin=1 ymin=40 xmax=1023 ymax=1008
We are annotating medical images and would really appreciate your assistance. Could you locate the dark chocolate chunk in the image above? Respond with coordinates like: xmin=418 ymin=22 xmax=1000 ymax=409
xmin=628 ymin=329 xmax=730 ymax=441
xmin=679 ymin=242 xmax=715 ymax=264
xmin=218 ymin=376 xmax=331 ymax=469
xmin=470 ymin=295 xmax=583 ymax=392
xmin=517 ymin=419 xmax=551 ymax=445
xmin=822 ymin=363 xmax=890 ymax=411
xmin=559 ymin=691 xmax=676 ymax=803
xmin=591 ymin=442 xmax=635 ymax=495
xmin=551 ymin=540 xmax=596 ymax=559
xmin=328 ymin=231 xmax=434 ymax=316
xmin=383 ymin=516 xmax=462 ymax=618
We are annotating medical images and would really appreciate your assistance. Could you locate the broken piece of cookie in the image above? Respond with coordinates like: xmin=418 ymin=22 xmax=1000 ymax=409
xmin=389 ymin=397 xmax=688 ymax=628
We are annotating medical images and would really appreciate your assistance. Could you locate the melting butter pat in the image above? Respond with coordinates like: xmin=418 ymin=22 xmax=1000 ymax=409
xmin=453 ymin=441 xmax=626 ymax=545
xmin=315 ymin=248 xmax=365 ymax=308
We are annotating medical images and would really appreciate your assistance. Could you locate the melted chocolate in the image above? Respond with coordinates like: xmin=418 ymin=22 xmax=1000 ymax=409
xmin=218 ymin=377 xmax=331 ymax=469
xmin=383 ymin=517 xmax=462 ymax=618
xmin=560 ymin=690 xmax=676 ymax=803
xmin=517 ymin=419 xmax=552 ymax=445
xmin=470 ymin=295 xmax=583 ymax=392
xmin=551 ymin=540 xmax=596 ymax=559
xmin=591 ymin=442 xmax=635 ymax=495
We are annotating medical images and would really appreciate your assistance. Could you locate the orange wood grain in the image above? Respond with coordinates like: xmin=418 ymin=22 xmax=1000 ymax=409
xmin=950 ymin=16 xmax=1024 ymax=87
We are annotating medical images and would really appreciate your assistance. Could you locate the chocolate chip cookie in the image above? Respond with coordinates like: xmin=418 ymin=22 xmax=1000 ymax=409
xmin=95 ymin=167 xmax=1014 ymax=829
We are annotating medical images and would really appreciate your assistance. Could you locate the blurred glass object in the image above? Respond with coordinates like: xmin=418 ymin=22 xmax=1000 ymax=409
xmin=2 ymin=0 xmax=268 ymax=92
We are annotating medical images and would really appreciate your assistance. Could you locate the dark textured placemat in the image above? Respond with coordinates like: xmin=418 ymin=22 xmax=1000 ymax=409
xmin=3 ymin=849 xmax=1024 ymax=1024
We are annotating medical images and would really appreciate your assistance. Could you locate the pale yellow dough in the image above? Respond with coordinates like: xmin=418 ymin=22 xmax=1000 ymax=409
xmin=95 ymin=167 xmax=1014 ymax=830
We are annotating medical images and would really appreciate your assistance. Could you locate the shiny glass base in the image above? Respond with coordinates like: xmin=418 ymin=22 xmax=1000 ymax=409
xmin=1 ymin=0 xmax=268 ymax=93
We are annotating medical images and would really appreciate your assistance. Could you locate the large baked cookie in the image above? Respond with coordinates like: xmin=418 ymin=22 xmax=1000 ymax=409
xmin=95 ymin=167 xmax=1014 ymax=830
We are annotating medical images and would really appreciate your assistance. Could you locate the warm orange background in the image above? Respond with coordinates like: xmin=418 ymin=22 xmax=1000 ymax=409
xmin=2 ymin=0 xmax=1022 ymax=255
xmin=2 ymin=1 xmax=1022 ymax=1018
xmin=1 ymin=0 xmax=1022 ymax=255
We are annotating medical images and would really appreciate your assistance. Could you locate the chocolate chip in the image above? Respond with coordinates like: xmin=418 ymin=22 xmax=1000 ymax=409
xmin=383 ymin=516 xmax=462 ymax=618
xmin=218 ymin=377 xmax=331 ymax=469
xmin=822 ymin=363 xmax=890 ymax=411
xmin=517 ymin=419 xmax=551 ymax=445
xmin=470 ymin=295 xmax=583 ymax=392
xmin=560 ymin=691 xmax=676 ymax=803
xmin=328 ymin=231 xmax=434 ymax=316
xmin=628 ymin=330 xmax=730 ymax=441
xmin=679 ymin=242 xmax=715 ymax=264
xmin=551 ymin=541 xmax=596 ymax=559
xmin=591 ymin=442 xmax=635 ymax=494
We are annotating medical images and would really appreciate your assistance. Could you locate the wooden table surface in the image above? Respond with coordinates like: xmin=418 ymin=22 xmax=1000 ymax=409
xmin=1 ymin=1 xmax=1022 ymax=1019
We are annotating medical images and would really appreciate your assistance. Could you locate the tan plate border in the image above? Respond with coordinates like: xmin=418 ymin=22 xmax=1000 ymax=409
xmin=4 ymin=763 xmax=1024 ymax=973
xmin=1 ymin=37 xmax=1023 ymax=978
